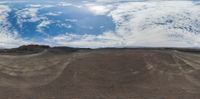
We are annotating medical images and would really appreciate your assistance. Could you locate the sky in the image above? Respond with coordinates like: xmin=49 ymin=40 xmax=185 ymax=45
xmin=0 ymin=0 xmax=200 ymax=48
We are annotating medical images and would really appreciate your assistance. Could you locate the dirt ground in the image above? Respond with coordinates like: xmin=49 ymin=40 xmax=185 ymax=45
xmin=0 ymin=48 xmax=200 ymax=99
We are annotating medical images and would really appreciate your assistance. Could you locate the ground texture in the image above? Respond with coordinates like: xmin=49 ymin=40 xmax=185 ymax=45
xmin=0 ymin=46 xmax=200 ymax=99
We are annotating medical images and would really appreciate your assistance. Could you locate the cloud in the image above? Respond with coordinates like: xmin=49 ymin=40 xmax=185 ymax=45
xmin=37 ymin=20 xmax=53 ymax=33
xmin=0 ymin=28 xmax=27 ymax=48
xmin=27 ymin=4 xmax=54 ymax=8
xmin=85 ymin=3 xmax=113 ymax=15
xmin=48 ymin=31 xmax=122 ymax=48
xmin=65 ymin=19 xmax=78 ymax=22
xmin=107 ymin=1 xmax=200 ymax=47
xmin=0 ymin=5 xmax=10 ymax=21
xmin=46 ymin=1 xmax=200 ymax=48
xmin=0 ymin=5 xmax=27 ymax=48
xmin=45 ymin=12 xmax=63 ymax=16
xmin=1 ymin=1 xmax=200 ymax=48
xmin=95 ymin=0 xmax=149 ymax=3
xmin=0 ymin=0 xmax=28 ymax=4
xmin=57 ymin=2 xmax=73 ymax=6
xmin=57 ymin=2 xmax=83 ymax=8
xmin=16 ymin=4 xmax=54 ymax=28
xmin=16 ymin=7 xmax=43 ymax=28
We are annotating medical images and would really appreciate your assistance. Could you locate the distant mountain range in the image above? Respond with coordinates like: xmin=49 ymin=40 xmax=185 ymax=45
xmin=0 ymin=44 xmax=200 ymax=55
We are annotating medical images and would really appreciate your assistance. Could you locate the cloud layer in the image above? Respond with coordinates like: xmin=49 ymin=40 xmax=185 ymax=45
xmin=0 ymin=5 xmax=27 ymax=48
xmin=1 ymin=1 xmax=200 ymax=48
xmin=50 ymin=1 xmax=200 ymax=48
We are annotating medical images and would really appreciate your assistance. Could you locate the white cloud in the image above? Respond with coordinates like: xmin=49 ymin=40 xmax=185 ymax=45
xmin=85 ymin=3 xmax=113 ymax=15
xmin=49 ymin=31 xmax=122 ymax=48
xmin=95 ymin=0 xmax=156 ymax=4
xmin=108 ymin=1 xmax=200 ymax=47
xmin=0 ymin=5 xmax=27 ymax=48
xmin=37 ymin=20 xmax=53 ymax=33
xmin=58 ymin=2 xmax=83 ymax=8
xmin=57 ymin=2 xmax=73 ymax=6
xmin=27 ymin=4 xmax=43 ymax=8
xmin=16 ymin=7 xmax=42 ymax=28
xmin=16 ymin=4 xmax=54 ymax=28
xmin=0 ymin=0 xmax=28 ymax=4
xmin=0 ymin=28 xmax=27 ymax=48
xmin=46 ymin=1 xmax=200 ymax=48
xmin=0 ymin=5 xmax=10 ymax=21
xmin=66 ymin=25 xmax=72 ymax=28
xmin=65 ymin=19 xmax=78 ymax=22
xmin=27 ymin=4 xmax=54 ymax=8
xmin=45 ymin=12 xmax=63 ymax=16
xmin=1 ymin=1 xmax=200 ymax=48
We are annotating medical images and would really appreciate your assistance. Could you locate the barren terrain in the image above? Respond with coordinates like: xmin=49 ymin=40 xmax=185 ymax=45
xmin=0 ymin=46 xmax=200 ymax=99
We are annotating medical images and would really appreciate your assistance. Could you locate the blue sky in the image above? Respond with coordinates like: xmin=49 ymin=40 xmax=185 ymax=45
xmin=0 ymin=0 xmax=200 ymax=48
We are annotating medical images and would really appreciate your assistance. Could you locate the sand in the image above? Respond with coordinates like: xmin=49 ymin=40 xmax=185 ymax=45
xmin=0 ymin=47 xmax=200 ymax=99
